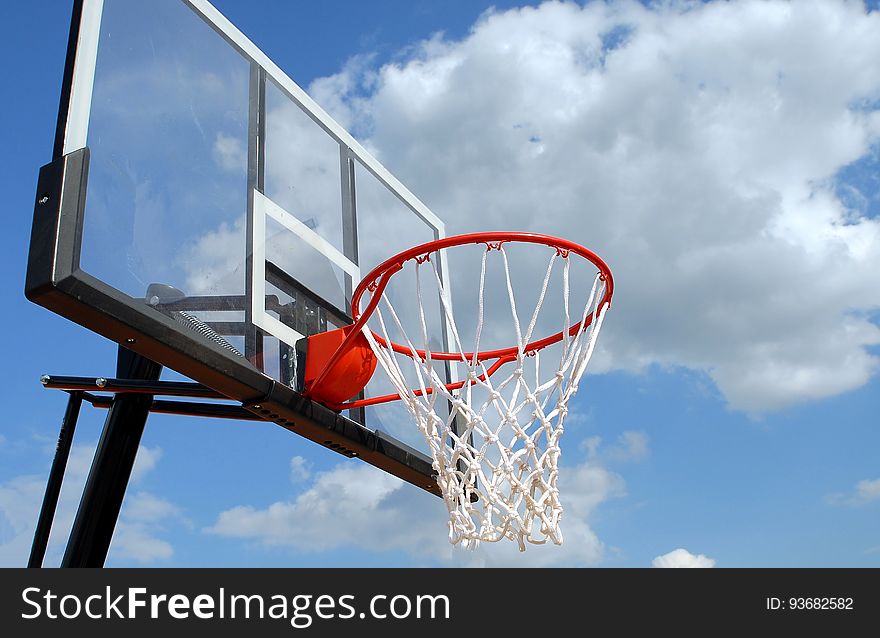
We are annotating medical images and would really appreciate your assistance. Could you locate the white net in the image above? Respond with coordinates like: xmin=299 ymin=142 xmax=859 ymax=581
xmin=361 ymin=243 xmax=609 ymax=550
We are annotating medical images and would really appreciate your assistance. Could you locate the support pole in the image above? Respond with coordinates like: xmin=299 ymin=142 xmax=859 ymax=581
xmin=61 ymin=347 xmax=162 ymax=567
xmin=28 ymin=391 xmax=83 ymax=568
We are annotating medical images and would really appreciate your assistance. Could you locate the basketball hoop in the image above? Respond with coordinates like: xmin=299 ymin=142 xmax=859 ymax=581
xmin=303 ymin=232 xmax=614 ymax=550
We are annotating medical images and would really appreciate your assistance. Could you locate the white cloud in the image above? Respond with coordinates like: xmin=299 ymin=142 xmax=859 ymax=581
xmin=207 ymin=463 xmax=446 ymax=555
xmin=652 ymin=548 xmax=716 ymax=568
xmin=579 ymin=430 xmax=649 ymax=463
xmin=0 ymin=474 xmax=47 ymax=566
xmin=581 ymin=435 xmax=602 ymax=459
xmin=122 ymin=491 xmax=180 ymax=523
xmin=607 ymin=431 xmax=649 ymax=462
xmin=181 ymin=215 xmax=246 ymax=295
xmin=826 ymin=477 xmax=880 ymax=507
xmin=131 ymin=445 xmax=163 ymax=484
xmin=213 ymin=132 xmax=246 ymax=173
xmin=310 ymin=0 xmax=880 ymax=413
xmin=0 ymin=442 xmax=177 ymax=566
xmin=0 ymin=442 xmax=104 ymax=567
xmin=857 ymin=479 xmax=880 ymax=503
xmin=207 ymin=456 xmax=623 ymax=567
xmin=111 ymin=491 xmax=181 ymax=564
xmin=289 ymin=456 xmax=313 ymax=483
xmin=111 ymin=522 xmax=174 ymax=563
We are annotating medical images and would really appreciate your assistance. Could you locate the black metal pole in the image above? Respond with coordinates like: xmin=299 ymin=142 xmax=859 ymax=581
xmin=61 ymin=346 xmax=162 ymax=567
xmin=28 ymin=391 xmax=83 ymax=568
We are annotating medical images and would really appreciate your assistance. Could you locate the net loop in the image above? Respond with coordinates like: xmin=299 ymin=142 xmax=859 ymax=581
xmin=359 ymin=237 xmax=610 ymax=550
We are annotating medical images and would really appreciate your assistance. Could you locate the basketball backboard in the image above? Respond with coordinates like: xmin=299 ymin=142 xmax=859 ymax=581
xmin=26 ymin=0 xmax=454 ymax=495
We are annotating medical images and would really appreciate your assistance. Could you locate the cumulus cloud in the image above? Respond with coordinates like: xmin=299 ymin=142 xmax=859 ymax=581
xmin=289 ymin=455 xmax=313 ymax=483
xmin=121 ymin=490 xmax=181 ymax=523
xmin=207 ymin=463 xmax=443 ymax=554
xmin=306 ymin=0 xmax=880 ymax=413
xmin=826 ymin=477 xmax=880 ymax=507
xmin=207 ymin=456 xmax=623 ymax=566
xmin=0 ymin=442 xmax=177 ymax=566
xmin=131 ymin=446 xmax=163 ymax=484
xmin=111 ymin=491 xmax=181 ymax=564
xmin=614 ymin=431 xmax=649 ymax=462
xmin=579 ymin=430 xmax=649 ymax=466
xmin=858 ymin=479 xmax=880 ymax=503
xmin=0 ymin=474 xmax=47 ymax=566
xmin=111 ymin=521 xmax=174 ymax=563
xmin=213 ymin=132 xmax=246 ymax=173
xmin=181 ymin=215 xmax=247 ymax=295
xmin=652 ymin=548 xmax=716 ymax=568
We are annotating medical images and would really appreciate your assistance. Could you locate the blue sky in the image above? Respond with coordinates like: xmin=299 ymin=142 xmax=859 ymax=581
xmin=2 ymin=0 xmax=879 ymax=568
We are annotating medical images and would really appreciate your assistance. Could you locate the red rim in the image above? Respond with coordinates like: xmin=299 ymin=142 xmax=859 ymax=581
xmin=350 ymin=231 xmax=614 ymax=362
